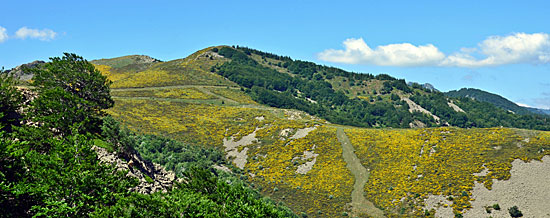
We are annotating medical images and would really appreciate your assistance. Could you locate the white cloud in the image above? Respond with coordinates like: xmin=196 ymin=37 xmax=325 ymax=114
xmin=319 ymin=33 xmax=550 ymax=67
xmin=515 ymin=102 xmax=532 ymax=108
xmin=442 ymin=33 xmax=550 ymax=67
xmin=0 ymin=26 xmax=7 ymax=43
xmin=318 ymin=38 xmax=445 ymax=67
xmin=15 ymin=27 xmax=57 ymax=41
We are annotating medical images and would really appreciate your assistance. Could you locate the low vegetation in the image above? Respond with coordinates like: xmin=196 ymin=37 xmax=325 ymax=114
xmin=345 ymin=127 xmax=550 ymax=217
xmin=0 ymin=55 xmax=296 ymax=217
xmin=3 ymin=47 xmax=550 ymax=217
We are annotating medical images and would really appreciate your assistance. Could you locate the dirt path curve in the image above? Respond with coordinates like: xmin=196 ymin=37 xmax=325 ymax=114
xmin=336 ymin=128 xmax=385 ymax=218
xmin=111 ymin=85 xmax=240 ymax=91
xmin=194 ymin=86 xmax=238 ymax=104
xmin=112 ymin=85 xmax=239 ymax=104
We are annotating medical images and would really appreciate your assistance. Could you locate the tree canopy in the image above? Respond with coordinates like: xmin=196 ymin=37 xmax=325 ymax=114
xmin=28 ymin=53 xmax=114 ymax=135
xmin=0 ymin=70 xmax=22 ymax=132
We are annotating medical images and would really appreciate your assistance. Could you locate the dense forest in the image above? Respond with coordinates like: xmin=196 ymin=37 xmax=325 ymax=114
xmin=0 ymin=54 xmax=296 ymax=217
xmin=213 ymin=46 xmax=550 ymax=131
xmin=215 ymin=46 xmax=435 ymax=128
xmin=411 ymin=92 xmax=550 ymax=130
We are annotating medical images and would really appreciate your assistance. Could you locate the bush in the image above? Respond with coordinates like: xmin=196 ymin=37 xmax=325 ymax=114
xmin=508 ymin=206 xmax=523 ymax=217
xmin=0 ymin=70 xmax=23 ymax=132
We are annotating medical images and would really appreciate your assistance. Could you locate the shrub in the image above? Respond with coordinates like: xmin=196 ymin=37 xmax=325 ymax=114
xmin=508 ymin=206 xmax=523 ymax=217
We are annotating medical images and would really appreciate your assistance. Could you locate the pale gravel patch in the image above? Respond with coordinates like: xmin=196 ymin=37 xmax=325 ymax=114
xmin=279 ymin=128 xmax=292 ymax=137
xmin=409 ymin=120 xmax=427 ymax=128
xmin=448 ymin=100 xmax=465 ymax=113
xmin=306 ymin=97 xmax=317 ymax=104
xmin=423 ymin=195 xmax=454 ymax=218
xmin=296 ymin=157 xmax=317 ymax=174
xmin=204 ymin=51 xmax=224 ymax=59
xmin=464 ymin=156 xmax=550 ymax=218
xmin=284 ymin=110 xmax=303 ymax=120
xmin=213 ymin=165 xmax=232 ymax=173
xmin=295 ymin=145 xmax=319 ymax=175
xmin=402 ymin=97 xmax=441 ymax=123
xmin=290 ymin=126 xmax=317 ymax=139
xmin=223 ymin=129 xmax=260 ymax=169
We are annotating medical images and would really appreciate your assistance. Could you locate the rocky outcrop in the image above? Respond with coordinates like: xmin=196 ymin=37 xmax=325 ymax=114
xmin=447 ymin=100 xmax=465 ymax=113
xmin=130 ymin=55 xmax=161 ymax=64
xmin=6 ymin=60 xmax=45 ymax=81
xmin=93 ymin=146 xmax=181 ymax=194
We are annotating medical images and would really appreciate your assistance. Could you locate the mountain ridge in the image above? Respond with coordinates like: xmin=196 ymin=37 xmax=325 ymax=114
xmin=445 ymin=88 xmax=534 ymax=115
xmin=88 ymin=45 xmax=550 ymax=131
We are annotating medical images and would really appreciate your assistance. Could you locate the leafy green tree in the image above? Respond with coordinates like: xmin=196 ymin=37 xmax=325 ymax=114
xmin=0 ymin=130 xmax=138 ymax=217
xmin=0 ymin=70 xmax=23 ymax=132
xmin=101 ymin=116 xmax=138 ymax=160
xmin=28 ymin=53 xmax=113 ymax=135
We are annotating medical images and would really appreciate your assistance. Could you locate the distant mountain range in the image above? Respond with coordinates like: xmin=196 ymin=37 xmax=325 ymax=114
xmin=527 ymin=107 xmax=550 ymax=115
xmin=445 ymin=88 xmax=550 ymax=116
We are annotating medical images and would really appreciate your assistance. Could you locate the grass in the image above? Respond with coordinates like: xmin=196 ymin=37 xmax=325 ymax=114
xmin=92 ymin=138 xmax=115 ymax=153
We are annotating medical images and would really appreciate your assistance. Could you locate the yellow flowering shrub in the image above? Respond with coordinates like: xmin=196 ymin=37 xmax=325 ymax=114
xmin=94 ymin=49 xmax=236 ymax=88
xmin=108 ymin=98 xmax=269 ymax=147
xmin=111 ymin=87 xmax=215 ymax=100
xmin=95 ymin=64 xmax=130 ymax=83
xmin=345 ymin=127 xmax=550 ymax=217
xmin=247 ymin=126 xmax=353 ymax=217
xmin=206 ymin=87 xmax=257 ymax=104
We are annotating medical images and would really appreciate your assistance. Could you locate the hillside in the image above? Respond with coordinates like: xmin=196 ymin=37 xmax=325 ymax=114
xmin=0 ymin=55 xmax=297 ymax=217
xmin=91 ymin=49 xmax=237 ymax=88
xmin=527 ymin=107 xmax=550 ymax=115
xmin=92 ymin=46 xmax=550 ymax=217
xmin=92 ymin=46 xmax=550 ymax=131
xmin=445 ymin=88 xmax=536 ymax=115
xmin=3 ymin=48 xmax=550 ymax=217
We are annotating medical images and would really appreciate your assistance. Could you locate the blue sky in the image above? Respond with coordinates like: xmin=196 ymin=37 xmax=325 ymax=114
xmin=1 ymin=0 xmax=549 ymax=109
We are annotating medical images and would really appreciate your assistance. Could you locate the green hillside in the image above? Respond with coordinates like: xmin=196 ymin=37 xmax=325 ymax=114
xmin=92 ymin=47 xmax=237 ymax=88
xmin=0 ymin=55 xmax=296 ymax=217
xmin=96 ymin=46 xmax=550 ymax=217
xmin=445 ymin=88 xmax=531 ymax=115
xmin=4 ymin=49 xmax=550 ymax=218
xmin=203 ymin=46 xmax=550 ymax=130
